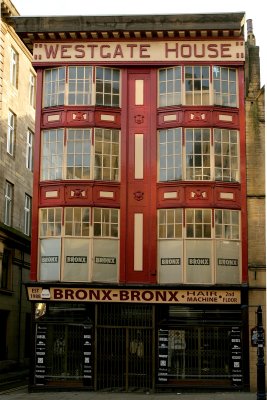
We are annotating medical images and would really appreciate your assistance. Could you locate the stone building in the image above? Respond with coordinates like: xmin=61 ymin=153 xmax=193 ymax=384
xmin=0 ymin=0 xmax=35 ymax=370
xmin=9 ymin=11 xmax=265 ymax=393
xmin=245 ymin=20 xmax=266 ymax=391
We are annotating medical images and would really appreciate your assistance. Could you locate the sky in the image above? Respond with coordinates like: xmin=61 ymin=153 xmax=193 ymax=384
xmin=11 ymin=0 xmax=266 ymax=87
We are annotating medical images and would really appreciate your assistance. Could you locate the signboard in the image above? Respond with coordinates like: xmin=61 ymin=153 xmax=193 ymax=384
xmin=83 ymin=325 xmax=92 ymax=386
xmin=27 ymin=287 xmax=241 ymax=305
xmin=251 ymin=326 xmax=265 ymax=347
xmin=157 ymin=329 xmax=169 ymax=383
xmin=33 ymin=40 xmax=245 ymax=64
xmin=35 ymin=325 xmax=47 ymax=386
xmin=231 ymin=326 xmax=242 ymax=386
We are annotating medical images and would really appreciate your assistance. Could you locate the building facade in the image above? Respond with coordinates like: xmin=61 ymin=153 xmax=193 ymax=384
xmin=0 ymin=0 xmax=35 ymax=370
xmin=11 ymin=12 xmax=265 ymax=392
xmin=245 ymin=21 xmax=266 ymax=391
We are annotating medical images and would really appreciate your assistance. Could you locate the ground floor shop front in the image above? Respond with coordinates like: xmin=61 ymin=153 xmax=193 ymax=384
xmin=27 ymin=285 xmax=249 ymax=392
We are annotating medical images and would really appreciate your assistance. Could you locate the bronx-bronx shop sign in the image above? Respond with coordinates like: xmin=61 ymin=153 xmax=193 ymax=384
xmin=27 ymin=287 xmax=241 ymax=304
xmin=33 ymin=40 xmax=245 ymax=64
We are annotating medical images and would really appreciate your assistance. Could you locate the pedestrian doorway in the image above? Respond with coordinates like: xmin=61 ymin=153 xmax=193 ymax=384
xmin=95 ymin=303 xmax=154 ymax=392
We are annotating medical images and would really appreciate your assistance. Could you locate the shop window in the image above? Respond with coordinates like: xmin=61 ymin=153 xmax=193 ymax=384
xmin=158 ymin=67 xmax=182 ymax=107
xmin=63 ymin=207 xmax=90 ymax=282
xmin=215 ymin=209 xmax=241 ymax=284
xmin=38 ymin=207 xmax=119 ymax=283
xmin=157 ymin=208 xmax=241 ymax=284
xmin=43 ymin=66 xmax=120 ymax=107
xmin=41 ymin=128 xmax=120 ymax=182
xmin=158 ymin=128 xmax=239 ymax=182
xmin=158 ymin=209 xmax=183 ymax=283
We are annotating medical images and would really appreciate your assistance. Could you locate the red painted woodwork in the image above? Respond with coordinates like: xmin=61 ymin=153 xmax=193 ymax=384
xmin=157 ymin=182 xmax=241 ymax=209
xmin=42 ymin=106 xmax=121 ymax=129
xmin=120 ymin=69 xmax=157 ymax=283
xmin=158 ymin=106 xmax=239 ymax=130
xmin=31 ymin=62 xmax=247 ymax=287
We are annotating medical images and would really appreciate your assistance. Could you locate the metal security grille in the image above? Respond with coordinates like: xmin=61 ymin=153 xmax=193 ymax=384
xmin=45 ymin=324 xmax=84 ymax=385
xmin=168 ymin=326 xmax=231 ymax=380
xmin=96 ymin=304 xmax=153 ymax=392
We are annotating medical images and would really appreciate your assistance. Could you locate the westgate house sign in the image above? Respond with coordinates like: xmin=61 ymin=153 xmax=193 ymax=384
xmin=33 ymin=41 xmax=245 ymax=64
xmin=27 ymin=287 xmax=241 ymax=304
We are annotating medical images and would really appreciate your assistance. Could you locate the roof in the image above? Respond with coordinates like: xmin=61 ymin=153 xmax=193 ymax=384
xmin=8 ymin=12 xmax=245 ymax=52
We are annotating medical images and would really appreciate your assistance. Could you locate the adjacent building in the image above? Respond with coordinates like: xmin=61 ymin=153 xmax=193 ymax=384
xmin=0 ymin=0 xmax=35 ymax=370
xmin=10 ymin=12 xmax=265 ymax=392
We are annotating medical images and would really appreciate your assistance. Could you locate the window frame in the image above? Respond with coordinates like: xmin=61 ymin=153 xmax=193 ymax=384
xmin=10 ymin=47 xmax=18 ymax=87
xmin=29 ymin=72 xmax=36 ymax=107
xmin=158 ymin=65 xmax=238 ymax=107
xmin=24 ymin=194 xmax=32 ymax=236
xmin=213 ymin=66 xmax=238 ymax=107
xmin=41 ymin=127 xmax=120 ymax=182
xmin=4 ymin=181 xmax=13 ymax=226
xmin=26 ymin=129 xmax=34 ymax=171
xmin=158 ymin=66 xmax=182 ymax=107
xmin=158 ymin=127 xmax=240 ymax=183
xmin=157 ymin=208 xmax=241 ymax=284
xmin=7 ymin=110 xmax=15 ymax=156
xmin=43 ymin=66 xmax=121 ymax=108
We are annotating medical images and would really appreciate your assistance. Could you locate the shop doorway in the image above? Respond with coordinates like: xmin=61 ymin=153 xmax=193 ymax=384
xmin=95 ymin=304 xmax=153 ymax=392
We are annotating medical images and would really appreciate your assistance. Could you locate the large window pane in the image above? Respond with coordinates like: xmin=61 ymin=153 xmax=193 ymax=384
xmin=41 ymin=129 xmax=64 ymax=180
xmin=43 ymin=67 xmax=65 ymax=107
xmin=214 ymin=129 xmax=239 ymax=182
xmin=158 ymin=128 xmax=182 ymax=181
xmin=159 ymin=67 xmax=182 ymax=107
xmin=213 ymin=66 xmax=237 ymax=107
xmin=185 ymin=129 xmax=211 ymax=180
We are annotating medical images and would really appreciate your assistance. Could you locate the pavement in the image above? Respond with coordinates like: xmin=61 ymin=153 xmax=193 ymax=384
xmin=0 ymin=386 xmax=261 ymax=400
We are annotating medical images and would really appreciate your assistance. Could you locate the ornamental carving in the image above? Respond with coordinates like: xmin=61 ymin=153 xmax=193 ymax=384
xmin=190 ymin=112 xmax=206 ymax=121
xmin=191 ymin=190 xmax=207 ymax=199
xmin=134 ymin=114 xmax=144 ymax=124
xmin=134 ymin=191 xmax=144 ymax=201
xmin=70 ymin=189 xmax=86 ymax=198
xmin=73 ymin=112 xmax=86 ymax=121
